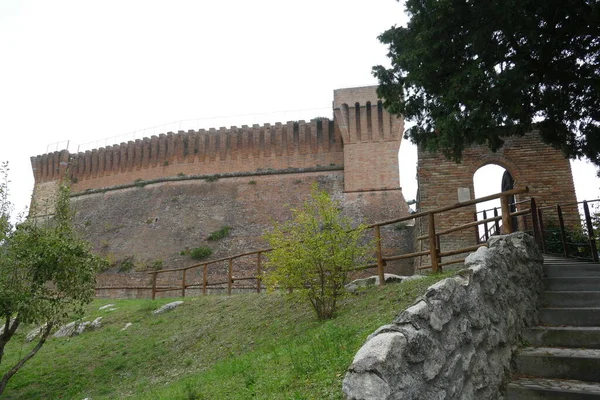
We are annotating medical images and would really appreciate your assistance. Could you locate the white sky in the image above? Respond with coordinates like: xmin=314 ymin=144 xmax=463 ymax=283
xmin=0 ymin=0 xmax=598 ymax=217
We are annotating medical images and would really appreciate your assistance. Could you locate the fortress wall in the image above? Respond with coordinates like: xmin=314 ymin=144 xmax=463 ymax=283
xmin=31 ymin=118 xmax=344 ymax=193
xmin=28 ymin=86 xmax=415 ymax=298
xmin=71 ymin=171 xmax=412 ymax=296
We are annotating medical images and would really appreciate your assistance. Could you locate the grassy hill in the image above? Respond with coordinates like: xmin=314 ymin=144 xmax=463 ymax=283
xmin=0 ymin=273 xmax=452 ymax=399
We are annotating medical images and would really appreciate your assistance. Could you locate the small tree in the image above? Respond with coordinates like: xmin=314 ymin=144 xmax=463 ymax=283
xmin=263 ymin=185 xmax=373 ymax=320
xmin=0 ymin=164 xmax=107 ymax=395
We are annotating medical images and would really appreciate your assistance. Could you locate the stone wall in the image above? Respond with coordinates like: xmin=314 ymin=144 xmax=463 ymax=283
xmin=342 ymin=232 xmax=544 ymax=400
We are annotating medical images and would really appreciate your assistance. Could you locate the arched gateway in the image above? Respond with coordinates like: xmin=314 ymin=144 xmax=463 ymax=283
xmin=417 ymin=131 xmax=578 ymax=260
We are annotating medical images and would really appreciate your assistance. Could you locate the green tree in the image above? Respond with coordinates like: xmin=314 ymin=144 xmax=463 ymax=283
xmin=0 ymin=164 xmax=107 ymax=395
xmin=373 ymin=0 xmax=600 ymax=166
xmin=263 ymin=186 xmax=373 ymax=320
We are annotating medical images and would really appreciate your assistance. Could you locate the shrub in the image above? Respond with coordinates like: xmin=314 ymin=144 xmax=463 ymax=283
xmin=263 ymin=185 xmax=374 ymax=320
xmin=190 ymin=246 xmax=213 ymax=261
xmin=116 ymin=256 xmax=136 ymax=272
xmin=207 ymin=226 xmax=231 ymax=241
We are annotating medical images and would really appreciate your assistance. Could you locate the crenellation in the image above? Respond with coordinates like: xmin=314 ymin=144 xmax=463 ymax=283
xmin=297 ymin=121 xmax=307 ymax=155
xmin=133 ymin=140 xmax=142 ymax=170
xmin=174 ymin=132 xmax=185 ymax=162
xmin=98 ymin=148 xmax=106 ymax=177
xmin=207 ymin=129 xmax=217 ymax=161
xmin=83 ymin=150 xmax=91 ymax=177
xmin=31 ymin=90 xmax=393 ymax=194
xmin=217 ymin=128 xmax=227 ymax=161
xmin=157 ymin=134 xmax=167 ymax=163
xmin=149 ymin=136 xmax=159 ymax=167
xmin=125 ymin=141 xmax=134 ymax=171
xmin=251 ymin=125 xmax=260 ymax=158
xmin=41 ymin=153 xmax=48 ymax=181
xmin=365 ymin=102 xmax=373 ymax=141
xmin=274 ymin=123 xmax=283 ymax=156
xmin=263 ymin=124 xmax=272 ymax=157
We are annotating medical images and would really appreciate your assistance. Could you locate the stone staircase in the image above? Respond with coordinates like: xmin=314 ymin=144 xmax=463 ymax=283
xmin=507 ymin=256 xmax=600 ymax=398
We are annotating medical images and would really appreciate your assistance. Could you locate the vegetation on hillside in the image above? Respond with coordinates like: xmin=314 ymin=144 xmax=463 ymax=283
xmin=263 ymin=186 xmax=374 ymax=320
xmin=0 ymin=163 xmax=107 ymax=395
xmin=0 ymin=273 xmax=454 ymax=399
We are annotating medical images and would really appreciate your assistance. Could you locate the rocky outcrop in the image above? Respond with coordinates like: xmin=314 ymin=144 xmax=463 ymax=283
xmin=343 ymin=232 xmax=544 ymax=400
xmin=53 ymin=317 xmax=103 ymax=338
xmin=152 ymin=301 xmax=184 ymax=315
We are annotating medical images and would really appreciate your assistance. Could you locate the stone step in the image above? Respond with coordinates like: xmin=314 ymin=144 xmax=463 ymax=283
xmin=507 ymin=377 xmax=600 ymax=399
xmin=545 ymin=278 xmax=600 ymax=291
xmin=545 ymin=291 xmax=600 ymax=307
xmin=514 ymin=347 xmax=600 ymax=382
xmin=522 ymin=326 xmax=600 ymax=348
xmin=545 ymin=263 xmax=600 ymax=278
xmin=540 ymin=308 xmax=600 ymax=326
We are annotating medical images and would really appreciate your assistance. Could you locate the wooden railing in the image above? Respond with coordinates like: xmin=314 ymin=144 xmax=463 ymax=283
xmin=534 ymin=199 xmax=600 ymax=262
xmin=144 ymin=186 xmax=532 ymax=299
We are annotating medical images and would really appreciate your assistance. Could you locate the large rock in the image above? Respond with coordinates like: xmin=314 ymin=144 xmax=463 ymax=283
xmin=152 ymin=301 xmax=184 ymax=315
xmin=53 ymin=317 xmax=103 ymax=338
xmin=343 ymin=232 xmax=544 ymax=399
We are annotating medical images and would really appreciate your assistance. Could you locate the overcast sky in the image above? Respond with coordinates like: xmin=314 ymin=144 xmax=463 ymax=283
xmin=1 ymin=0 xmax=598 ymax=219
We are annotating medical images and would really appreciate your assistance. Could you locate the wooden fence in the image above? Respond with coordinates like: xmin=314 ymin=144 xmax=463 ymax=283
xmin=139 ymin=187 xmax=535 ymax=299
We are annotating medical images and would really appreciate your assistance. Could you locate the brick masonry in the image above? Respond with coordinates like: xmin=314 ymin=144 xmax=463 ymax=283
xmin=30 ymin=86 xmax=413 ymax=298
xmin=417 ymin=131 xmax=578 ymax=266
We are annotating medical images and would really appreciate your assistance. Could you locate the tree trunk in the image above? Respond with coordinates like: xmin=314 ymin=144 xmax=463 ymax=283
xmin=0 ymin=322 xmax=52 ymax=396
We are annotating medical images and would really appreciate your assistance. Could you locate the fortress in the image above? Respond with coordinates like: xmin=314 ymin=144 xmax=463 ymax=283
xmin=29 ymin=85 xmax=578 ymax=296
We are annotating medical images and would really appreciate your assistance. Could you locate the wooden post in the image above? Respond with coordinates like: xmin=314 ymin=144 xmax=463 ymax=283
xmin=228 ymin=258 xmax=233 ymax=295
xmin=375 ymin=225 xmax=385 ymax=286
xmin=435 ymin=234 xmax=442 ymax=271
xmin=181 ymin=269 xmax=187 ymax=298
xmin=151 ymin=272 xmax=157 ymax=300
xmin=583 ymin=201 xmax=599 ymax=262
xmin=483 ymin=210 xmax=489 ymax=241
xmin=428 ymin=213 xmax=440 ymax=273
xmin=473 ymin=211 xmax=480 ymax=244
xmin=538 ymin=209 xmax=546 ymax=253
xmin=202 ymin=264 xmax=208 ymax=296
xmin=530 ymin=198 xmax=541 ymax=249
xmin=557 ymin=204 xmax=569 ymax=258
xmin=256 ymin=252 xmax=262 ymax=293
xmin=500 ymin=195 xmax=513 ymax=233
xmin=493 ymin=207 xmax=500 ymax=235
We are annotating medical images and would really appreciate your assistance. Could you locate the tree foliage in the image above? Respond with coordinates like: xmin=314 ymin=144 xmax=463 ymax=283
xmin=374 ymin=0 xmax=600 ymax=165
xmin=0 ymin=164 xmax=107 ymax=395
xmin=263 ymin=186 xmax=373 ymax=320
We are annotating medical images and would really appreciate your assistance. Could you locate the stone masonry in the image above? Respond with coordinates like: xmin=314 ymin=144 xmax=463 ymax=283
xmin=343 ymin=232 xmax=544 ymax=399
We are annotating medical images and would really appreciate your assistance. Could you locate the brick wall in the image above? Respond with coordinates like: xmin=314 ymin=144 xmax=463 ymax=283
xmin=28 ymin=86 xmax=415 ymax=298
xmin=417 ymin=131 xmax=578 ymax=265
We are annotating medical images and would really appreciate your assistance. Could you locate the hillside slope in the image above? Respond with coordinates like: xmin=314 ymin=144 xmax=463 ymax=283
xmin=0 ymin=274 xmax=451 ymax=399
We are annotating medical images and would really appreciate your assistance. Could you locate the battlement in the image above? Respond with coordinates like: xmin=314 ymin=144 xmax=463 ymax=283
xmin=31 ymin=118 xmax=345 ymax=187
xmin=30 ymin=86 xmax=406 ymax=194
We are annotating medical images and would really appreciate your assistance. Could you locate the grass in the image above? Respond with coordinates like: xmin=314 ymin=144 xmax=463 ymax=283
xmin=0 ymin=272 xmax=455 ymax=399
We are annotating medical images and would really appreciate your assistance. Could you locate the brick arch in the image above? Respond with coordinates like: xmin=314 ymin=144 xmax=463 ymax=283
xmin=416 ymin=131 xmax=578 ymax=255
xmin=471 ymin=155 xmax=524 ymax=198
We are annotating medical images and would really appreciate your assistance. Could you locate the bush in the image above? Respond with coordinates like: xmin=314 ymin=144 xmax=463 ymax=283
xmin=190 ymin=246 xmax=213 ymax=261
xmin=263 ymin=185 xmax=374 ymax=320
xmin=207 ymin=226 xmax=231 ymax=241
